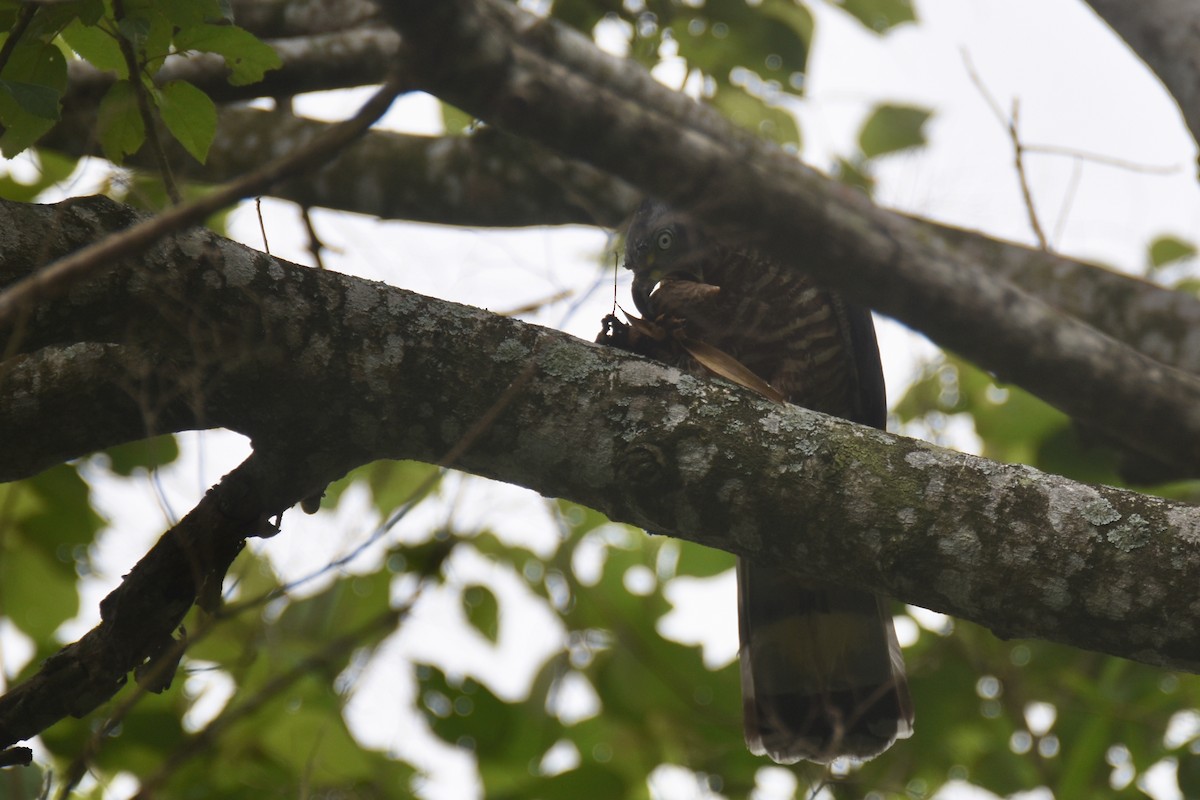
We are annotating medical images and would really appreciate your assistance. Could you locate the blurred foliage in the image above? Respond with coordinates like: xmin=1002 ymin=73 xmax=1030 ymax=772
xmin=10 ymin=449 xmax=1200 ymax=798
xmin=0 ymin=0 xmax=277 ymax=161
xmin=0 ymin=0 xmax=278 ymax=219
xmin=2 ymin=0 xmax=1199 ymax=799
xmin=858 ymin=104 xmax=931 ymax=160
xmin=836 ymin=102 xmax=933 ymax=194
xmin=1148 ymin=235 xmax=1196 ymax=272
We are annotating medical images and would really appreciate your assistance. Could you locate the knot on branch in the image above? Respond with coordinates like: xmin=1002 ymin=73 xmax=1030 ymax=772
xmin=616 ymin=441 xmax=681 ymax=532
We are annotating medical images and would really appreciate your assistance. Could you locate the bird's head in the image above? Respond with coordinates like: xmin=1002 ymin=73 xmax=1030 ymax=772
xmin=623 ymin=200 xmax=708 ymax=317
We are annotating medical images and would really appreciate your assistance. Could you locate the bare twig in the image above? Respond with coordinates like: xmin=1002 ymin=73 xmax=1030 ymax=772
xmin=0 ymin=4 xmax=37 ymax=77
xmin=1009 ymin=100 xmax=1049 ymax=250
xmin=300 ymin=205 xmax=328 ymax=269
xmin=1052 ymin=156 xmax=1084 ymax=247
xmin=0 ymin=75 xmax=407 ymax=332
xmin=112 ymin=0 xmax=181 ymax=204
xmin=960 ymin=51 xmax=1047 ymax=249
xmin=255 ymin=197 xmax=270 ymax=254
xmin=1021 ymin=143 xmax=1179 ymax=175
xmin=498 ymin=289 xmax=572 ymax=317
xmin=960 ymin=49 xmax=1178 ymax=251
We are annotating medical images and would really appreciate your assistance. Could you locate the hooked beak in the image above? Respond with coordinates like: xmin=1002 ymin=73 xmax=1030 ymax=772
xmin=631 ymin=273 xmax=656 ymax=318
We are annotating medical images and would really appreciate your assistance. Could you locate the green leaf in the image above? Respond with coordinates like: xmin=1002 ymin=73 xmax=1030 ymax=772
xmin=97 ymin=78 xmax=145 ymax=161
xmin=836 ymin=0 xmax=917 ymax=33
xmin=61 ymin=17 xmax=127 ymax=75
xmin=1148 ymin=234 xmax=1196 ymax=270
xmin=74 ymin=0 xmax=106 ymax=26
xmin=1173 ymin=277 xmax=1200 ymax=296
xmin=22 ymin=464 xmax=104 ymax=556
xmin=103 ymin=434 xmax=181 ymax=475
xmin=462 ymin=583 xmax=500 ymax=643
xmin=858 ymin=103 xmax=931 ymax=159
xmin=115 ymin=0 xmax=174 ymax=68
xmin=22 ymin=0 xmax=104 ymax=38
xmin=325 ymin=459 xmax=440 ymax=515
xmin=103 ymin=706 xmax=188 ymax=775
xmin=441 ymin=101 xmax=474 ymax=135
xmin=673 ymin=0 xmax=812 ymax=92
xmin=116 ymin=13 xmax=153 ymax=51
xmin=158 ymin=0 xmax=226 ymax=27
xmin=0 ymin=545 xmax=79 ymax=641
xmin=550 ymin=0 xmax=609 ymax=36
xmin=0 ymin=40 xmax=67 ymax=156
xmin=1179 ymin=754 xmax=1200 ymax=800
xmin=275 ymin=569 xmax=393 ymax=656
xmin=256 ymin=700 xmax=376 ymax=783
xmin=0 ymin=78 xmax=60 ymax=119
xmin=834 ymin=154 xmax=876 ymax=194
xmin=674 ymin=541 xmax=734 ymax=579
xmin=173 ymin=23 xmax=281 ymax=86
xmin=156 ymin=79 xmax=217 ymax=163
xmin=710 ymin=84 xmax=800 ymax=147
xmin=0 ymin=147 xmax=79 ymax=202
xmin=555 ymin=500 xmax=612 ymax=540
xmin=538 ymin=764 xmax=628 ymax=799
xmin=1035 ymin=425 xmax=1121 ymax=485
xmin=418 ymin=665 xmax=502 ymax=748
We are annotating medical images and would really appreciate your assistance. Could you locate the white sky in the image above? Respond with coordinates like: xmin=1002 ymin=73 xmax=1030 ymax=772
xmin=7 ymin=0 xmax=1199 ymax=797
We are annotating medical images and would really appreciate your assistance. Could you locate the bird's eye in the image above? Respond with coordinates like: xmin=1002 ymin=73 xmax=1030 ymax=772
xmin=655 ymin=229 xmax=674 ymax=251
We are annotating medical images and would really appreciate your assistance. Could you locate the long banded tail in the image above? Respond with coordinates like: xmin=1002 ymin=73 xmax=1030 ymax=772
xmin=738 ymin=559 xmax=913 ymax=764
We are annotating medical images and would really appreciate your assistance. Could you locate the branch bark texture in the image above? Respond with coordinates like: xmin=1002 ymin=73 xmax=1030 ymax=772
xmin=3 ymin=197 xmax=1200 ymax=676
xmin=376 ymin=0 xmax=1200 ymax=477
xmin=1083 ymin=0 xmax=1200 ymax=146
xmin=40 ymin=0 xmax=1200 ymax=392
xmin=0 ymin=451 xmax=324 ymax=751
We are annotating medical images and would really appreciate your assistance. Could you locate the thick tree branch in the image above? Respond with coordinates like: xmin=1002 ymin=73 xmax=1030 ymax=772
xmin=924 ymin=220 xmax=1200 ymax=375
xmin=62 ymin=27 xmax=399 ymax=109
xmin=0 ymin=449 xmax=331 ymax=752
xmin=42 ymin=105 xmax=639 ymax=227
xmin=230 ymin=0 xmax=381 ymax=38
xmin=375 ymin=0 xmax=1200 ymax=476
xmin=43 ymin=72 xmax=1200 ymax=379
xmin=0 ymin=78 xmax=403 ymax=332
xmin=0 ymin=344 xmax=199 ymax=474
xmin=40 ymin=5 xmax=1200 ymax=385
xmin=1082 ymin=0 xmax=1200 ymax=146
xmin=2 ymin=197 xmax=1200 ymax=678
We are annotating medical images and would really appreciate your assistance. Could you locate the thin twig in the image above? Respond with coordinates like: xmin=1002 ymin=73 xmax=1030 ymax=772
xmin=0 ymin=75 xmax=407 ymax=331
xmin=0 ymin=5 xmax=37 ymax=77
xmin=960 ymin=51 xmax=1048 ymax=249
xmin=498 ymin=288 xmax=571 ymax=317
xmin=1022 ymin=143 xmax=1179 ymax=175
xmin=1052 ymin=156 xmax=1084 ymax=246
xmin=113 ymin=0 xmax=180 ymax=204
xmin=300 ymin=205 xmax=328 ymax=270
xmin=255 ymin=197 xmax=270 ymax=254
xmin=1009 ymin=100 xmax=1048 ymax=250
xmin=960 ymin=49 xmax=1007 ymax=129
xmin=960 ymin=49 xmax=1177 ymax=249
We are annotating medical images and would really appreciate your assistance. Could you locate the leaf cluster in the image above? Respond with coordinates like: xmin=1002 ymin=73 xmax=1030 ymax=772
xmin=4 ymin=0 xmax=1200 ymax=798
xmin=0 ymin=0 xmax=278 ymax=161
